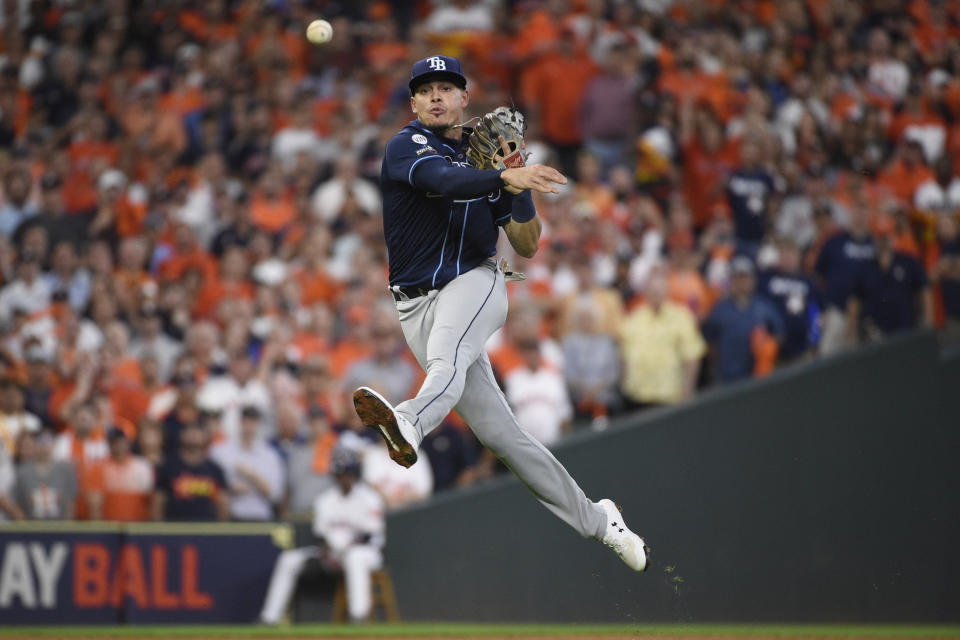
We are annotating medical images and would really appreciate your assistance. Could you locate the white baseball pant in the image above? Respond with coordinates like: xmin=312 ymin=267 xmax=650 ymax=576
xmin=392 ymin=258 xmax=606 ymax=539
xmin=260 ymin=544 xmax=382 ymax=623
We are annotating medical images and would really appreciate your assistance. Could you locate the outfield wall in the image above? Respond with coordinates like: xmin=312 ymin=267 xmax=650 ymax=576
xmin=364 ymin=331 xmax=958 ymax=624
xmin=0 ymin=522 xmax=290 ymax=624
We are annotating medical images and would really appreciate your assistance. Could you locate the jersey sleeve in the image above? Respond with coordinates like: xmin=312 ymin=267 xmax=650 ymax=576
xmin=385 ymin=131 xmax=505 ymax=198
xmin=383 ymin=133 xmax=445 ymax=185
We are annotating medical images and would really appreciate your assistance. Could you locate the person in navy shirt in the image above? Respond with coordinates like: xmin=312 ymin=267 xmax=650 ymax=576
xmin=756 ymin=236 xmax=823 ymax=362
xmin=813 ymin=202 xmax=876 ymax=355
xmin=703 ymin=256 xmax=785 ymax=384
xmin=848 ymin=224 xmax=932 ymax=342
xmin=933 ymin=213 xmax=960 ymax=344
xmin=726 ymin=138 xmax=777 ymax=258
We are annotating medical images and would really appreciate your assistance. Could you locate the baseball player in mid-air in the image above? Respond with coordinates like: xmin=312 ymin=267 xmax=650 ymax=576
xmin=353 ymin=55 xmax=649 ymax=572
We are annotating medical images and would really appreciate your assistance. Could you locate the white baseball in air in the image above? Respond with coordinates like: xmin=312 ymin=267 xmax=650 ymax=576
xmin=306 ymin=19 xmax=333 ymax=44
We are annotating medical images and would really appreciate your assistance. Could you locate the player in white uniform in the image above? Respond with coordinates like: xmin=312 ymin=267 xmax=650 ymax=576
xmin=260 ymin=448 xmax=385 ymax=624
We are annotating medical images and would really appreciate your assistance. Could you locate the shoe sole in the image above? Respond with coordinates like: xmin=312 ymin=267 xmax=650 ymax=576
xmin=353 ymin=388 xmax=418 ymax=468
xmin=614 ymin=501 xmax=652 ymax=572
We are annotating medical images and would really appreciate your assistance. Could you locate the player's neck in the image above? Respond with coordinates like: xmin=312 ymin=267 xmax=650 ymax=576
xmin=420 ymin=120 xmax=463 ymax=142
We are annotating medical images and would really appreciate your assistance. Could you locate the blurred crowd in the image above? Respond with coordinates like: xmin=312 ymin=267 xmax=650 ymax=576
xmin=0 ymin=0 xmax=959 ymax=524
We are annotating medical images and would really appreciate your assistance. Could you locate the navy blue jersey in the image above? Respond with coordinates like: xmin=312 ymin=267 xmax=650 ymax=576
xmin=380 ymin=120 xmax=528 ymax=290
xmin=814 ymin=231 xmax=876 ymax=308
xmin=702 ymin=295 xmax=785 ymax=383
xmin=727 ymin=169 xmax=775 ymax=243
xmin=756 ymin=269 xmax=823 ymax=358
xmin=855 ymin=252 xmax=928 ymax=333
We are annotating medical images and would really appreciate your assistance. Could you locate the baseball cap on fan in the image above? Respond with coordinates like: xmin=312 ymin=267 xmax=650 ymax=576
xmin=409 ymin=55 xmax=467 ymax=95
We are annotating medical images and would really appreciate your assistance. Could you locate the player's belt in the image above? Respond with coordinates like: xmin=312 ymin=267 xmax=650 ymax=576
xmin=390 ymin=285 xmax=431 ymax=302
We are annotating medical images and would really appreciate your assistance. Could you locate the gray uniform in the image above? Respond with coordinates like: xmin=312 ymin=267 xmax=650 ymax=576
xmin=391 ymin=259 xmax=605 ymax=540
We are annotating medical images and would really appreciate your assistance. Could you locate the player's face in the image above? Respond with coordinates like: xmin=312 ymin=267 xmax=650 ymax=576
xmin=411 ymin=81 xmax=469 ymax=133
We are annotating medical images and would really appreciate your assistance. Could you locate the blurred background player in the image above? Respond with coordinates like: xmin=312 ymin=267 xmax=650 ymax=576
xmin=260 ymin=447 xmax=385 ymax=625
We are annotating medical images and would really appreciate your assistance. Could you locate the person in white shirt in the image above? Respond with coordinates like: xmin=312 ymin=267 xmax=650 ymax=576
xmin=362 ymin=437 xmax=433 ymax=511
xmin=423 ymin=0 xmax=494 ymax=34
xmin=260 ymin=447 xmax=386 ymax=624
xmin=0 ymin=380 xmax=42 ymax=459
xmin=210 ymin=406 xmax=284 ymax=521
xmin=309 ymin=154 xmax=381 ymax=223
xmin=0 ymin=251 xmax=51 ymax=326
xmin=198 ymin=352 xmax=272 ymax=442
xmin=504 ymin=338 xmax=573 ymax=447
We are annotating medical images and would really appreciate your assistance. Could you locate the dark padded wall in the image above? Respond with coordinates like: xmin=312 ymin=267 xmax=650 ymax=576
xmin=296 ymin=332 xmax=958 ymax=623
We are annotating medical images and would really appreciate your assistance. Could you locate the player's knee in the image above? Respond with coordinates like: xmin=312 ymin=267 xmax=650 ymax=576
xmin=425 ymin=356 xmax=455 ymax=376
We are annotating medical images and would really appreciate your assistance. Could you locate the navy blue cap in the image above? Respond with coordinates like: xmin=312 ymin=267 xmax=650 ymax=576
xmin=331 ymin=446 xmax=361 ymax=477
xmin=409 ymin=55 xmax=467 ymax=95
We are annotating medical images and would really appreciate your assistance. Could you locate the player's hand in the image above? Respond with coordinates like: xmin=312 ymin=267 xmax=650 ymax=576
xmin=501 ymin=164 xmax=567 ymax=195
xmin=499 ymin=135 xmax=526 ymax=194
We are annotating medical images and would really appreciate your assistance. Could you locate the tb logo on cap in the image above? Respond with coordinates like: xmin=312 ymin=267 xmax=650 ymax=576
xmin=427 ymin=56 xmax=446 ymax=71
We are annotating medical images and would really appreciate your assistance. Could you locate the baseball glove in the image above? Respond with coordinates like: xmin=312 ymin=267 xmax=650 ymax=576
xmin=466 ymin=106 xmax=529 ymax=172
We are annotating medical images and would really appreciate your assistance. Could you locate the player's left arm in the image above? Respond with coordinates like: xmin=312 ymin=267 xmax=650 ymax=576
xmin=502 ymin=191 xmax=541 ymax=258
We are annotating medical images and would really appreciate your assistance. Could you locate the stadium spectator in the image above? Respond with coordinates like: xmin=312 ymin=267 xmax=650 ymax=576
xmin=424 ymin=0 xmax=494 ymax=35
xmin=0 ymin=443 xmax=21 ymax=520
xmin=702 ymin=257 xmax=784 ymax=384
xmin=136 ymin=422 xmax=164 ymax=468
xmin=283 ymin=405 xmax=338 ymax=519
xmin=84 ymin=427 xmax=154 ymax=522
xmin=561 ymin=300 xmax=622 ymax=423
xmin=0 ymin=250 xmax=51 ymax=326
xmin=22 ymin=345 xmax=54 ymax=428
xmin=0 ymin=168 xmax=36 ymax=237
xmin=554 ymin=250 xmax=624 ymax=339
xmin=814 ymin=202 xmax=877 ymax=355
xmin=361 ymin=425 xmax=433 ymax=511
xmin=44 ymin=240 xmax=91 ymax=313
xmin=343 ymin=312 xmax=418 ymax=408
xmin=129 ymin=309 xmax=182 ymax=383
xmin=756 ymin=237 xmax=824 ymax=363
xmin=848 ymin=223 xmax=933 ymax=344
xmin=934 ymin=214 xmax=960 ymax=344
xmin=0 ymin=380 xmax=42 ymax=458
xmin=270 ymin=403 xmax=308 ymax=465
xmin=520 ymin=29 xmax=599 ymax=176
xmin=726 ymin=138 xmax=778 ymax=259
xmin=210 ymin=405 xmax=285 ymax=522
xmin=504 ymin=335 xmax=573 ymax=446
xmin=152 ymin=423 xmax=228 ymax=522
xmin=310 ymin=154 xmax=382 ymax=224
xmin=13 ymin=172 xmax=87 ymax=252
xmin=620 ymin=264 xmax=705 ymax=407
xmin=579 ymin=42 xmax=640 ymax=173
xmin=14 ymin=429 xmax=77 ymax=520
xmin=419 ymin=421 xmax=480 ymax=493
xmin=52 ymin=399 xmax=108 ymax=468
xmin=198 ymin=351 xmax=272 ymax=442
xmin=775 ymin=168 xmax=845 ymax=252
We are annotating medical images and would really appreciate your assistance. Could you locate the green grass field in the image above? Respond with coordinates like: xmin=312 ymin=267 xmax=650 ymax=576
xmin=0 ymin=624 xmax=958 ymax=639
